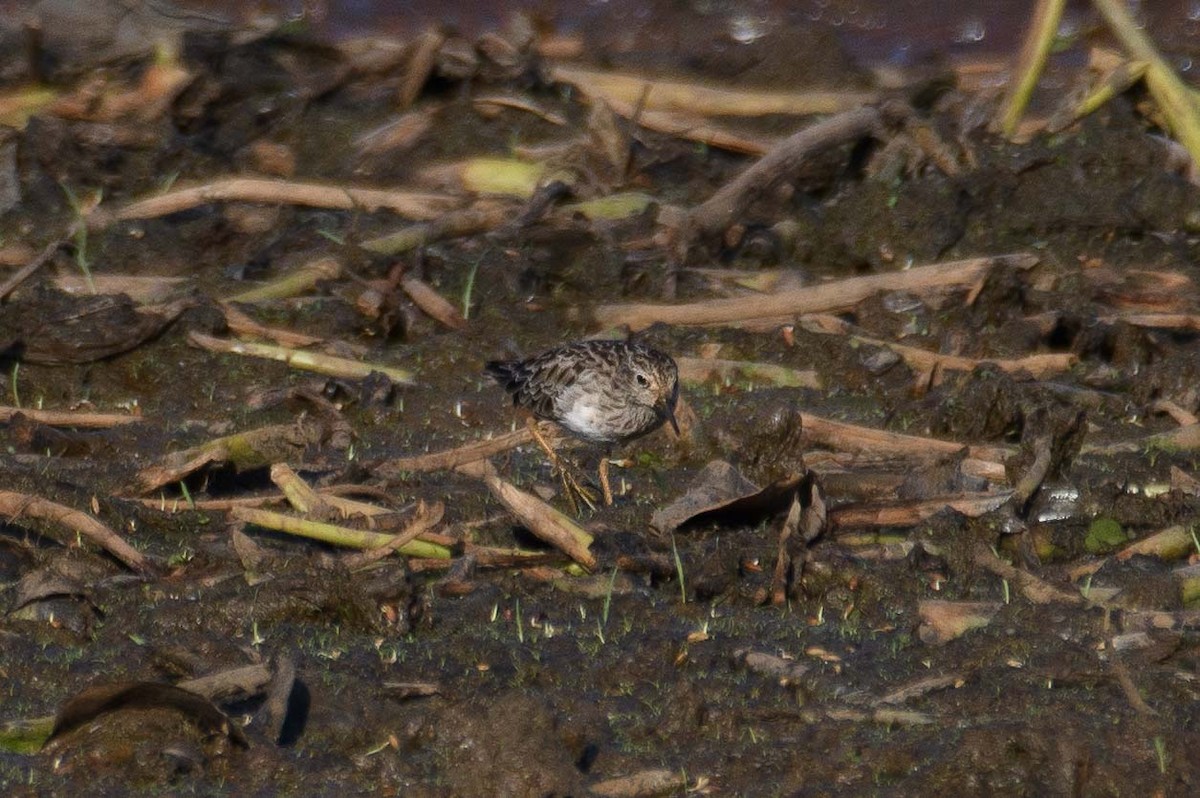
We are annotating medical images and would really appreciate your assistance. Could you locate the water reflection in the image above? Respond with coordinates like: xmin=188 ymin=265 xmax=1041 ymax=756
xmin=172 ymin=0 xmax=1200 ymax=68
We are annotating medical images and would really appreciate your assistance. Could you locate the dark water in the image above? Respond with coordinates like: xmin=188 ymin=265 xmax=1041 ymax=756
xmin=164 ymin=0 xmax=1200 ymax=73
xmin=9 ymin=0 xmax=1200 ymax=76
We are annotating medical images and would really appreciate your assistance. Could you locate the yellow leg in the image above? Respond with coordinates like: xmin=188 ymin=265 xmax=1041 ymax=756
xmin=526 ymin=417 xmax=559 ymax=463
xmin=525 ymin=418 xmax=596 ymax=512
xmin=598 ymin=457 xmax=613 ymax=506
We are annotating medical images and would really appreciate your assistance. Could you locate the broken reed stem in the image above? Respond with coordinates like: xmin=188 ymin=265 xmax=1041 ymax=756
xmin=603 ymin=100 xmax=778 ymax=155
xmin=0 ymin=222 xmax=79 ymax=302
xmin=342 ymin=501 xmax=444 ymax=569
xmin=1108 ymin=656 xmax=1158 ymax=716
xmin=971 ymin=542 xmax=1085 ymax=605
xmin=226 ymin=256 xmax=341 ymax=303
xmin=770 ymin=495 xmax=804 ymax=605
xmin=595 ymin=253 xmax=1038 ymax=331
xmin=400 ymin=274 xmax=468 ymax=330
xmin=133 ymin=419 xmax=327 ymax=494
xmin=550 ymin=64 xmax=880 ymax=118
xmin=1051 ymin=57 xmax=1147 ymax=132
xmin=802 ymin=314 xmax=1078 ymax=380
xmin=376 ymin=423 xmax=567 ymax=476
xmin=219 ymin=303 xmax=323 ymax=348
xmin=687 ymin=104 xmax=893 ymax=236
xmin=1108 ymin=312 xmax=1200 ymax=332
xmin=1083 ymin=422 xmax=1200 ymax=455
xmin=455 ymin=459 xmax=595 ymax=570
xmin=1115 ymin=525 xmax=1194 ymax=561
xmin=0 ymin=491 xmax=152 ymax=573
xmin=104 ymin=177 xmax=461 ymax=226
xmin=0 ymin=406 xmax=141 ymax=428
xmin=269 ymin=463 xmax=332 ymax=516
xmin=1010 ymin=435 xmax=1055 ymax=511
xmin=1092 ymin=0 xmax=1200 ymax=168
xmin=830 ymin=492 xmax=1013 ymax=530
xmin=996 ymin=0 xmax=1068 ymax=136
xmin=188 ymin=330 xmax=414 ymax=385
xmin=800 ymin=412 xmax=1013 ymax=465
xmin=229 ymin=506 xmax=452 ymax=559
xmin=360 ymin=203 xmax=511 ymax=255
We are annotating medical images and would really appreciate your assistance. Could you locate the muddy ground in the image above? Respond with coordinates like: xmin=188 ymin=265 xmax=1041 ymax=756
xmin=3 ymin=6 xmax=1200 ymax=797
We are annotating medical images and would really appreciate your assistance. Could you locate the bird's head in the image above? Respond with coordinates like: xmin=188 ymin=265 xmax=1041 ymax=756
xmin=630 ymin=350 xmax=680 ymax=435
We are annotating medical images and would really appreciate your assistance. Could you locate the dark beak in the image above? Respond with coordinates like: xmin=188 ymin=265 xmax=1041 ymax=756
xmin=659 ymin=400 xmax=679 ymax=436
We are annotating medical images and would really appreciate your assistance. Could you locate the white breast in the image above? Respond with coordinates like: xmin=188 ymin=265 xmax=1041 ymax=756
xmin=560 ymin=401 xmax=606 ymax=441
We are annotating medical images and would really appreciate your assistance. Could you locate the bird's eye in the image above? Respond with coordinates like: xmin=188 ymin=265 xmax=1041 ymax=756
xmin=635 ymin=373 xmax=650 ymax=387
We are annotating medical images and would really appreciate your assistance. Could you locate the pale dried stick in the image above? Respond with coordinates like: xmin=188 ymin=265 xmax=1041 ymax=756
xmin=0 ymin=407 xmax=141 ymax=428
xmin=106 ymin=177 xmax=461 ymax=225
xmin=687 ymin=104 xmax=895 ymax=236
xmin=455 ymin=459 xmax=595 ymax=570
xmin=800 ymin=412 xmax=1013 ymax=465
xmin=595 ymin=253 xmax=1038 ymax=330
xmin=0 ymin=491 xmax=152 ymax=573
xmin=375 ymin=423 xmax=569 ymax=476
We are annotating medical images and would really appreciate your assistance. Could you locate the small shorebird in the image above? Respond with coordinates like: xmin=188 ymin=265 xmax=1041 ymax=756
xmin=485 ymin=339 xmax=680 ymax=509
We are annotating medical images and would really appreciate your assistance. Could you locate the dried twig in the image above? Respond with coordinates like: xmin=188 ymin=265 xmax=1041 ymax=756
xmin=0 ymin=222 xmax=78 ymax=302
xmin=401 ymin=273 xmax=467 ymax=330
xmin=360 ymin=203 xmax=511 ymax=255
xmin=188 ymin=331 xmax=414 ymax=384
xmin=375 ymin=423 xmax=568 ymax=476
xmin=873 ymin=674 xmax=964 ymax=706
xmin=219 ymin=303 xmax=323 ymax=348
xmin=595 ymin=253 xmax=1039 ymax=331
xmin=55 ymin=273 xmax=190 ymax=303
xmin=1109 ymin=656 xmax=1157 ymax=716
xmin=801 ymin=412 xmax=1013 ymax=466
xmin=342 ymin=501 xmax=444 ymax=569
xmin=226 ymin=256 xmax=341 ymax=304
xmin=0 ymin=406 xmax=141 ymax=428
xmin=802 ymin=314 xmax=1078 ymax=379
xmin=398 ymin=30 xmax=445 ymax=109
xmin=133 ymin=418 xmax=328 ymax=494
xmin=102 ymin=178 xmax=461 ymax=226
xmin=971 ymin=542 xmax=1085 ymax=605
xmin=355 ymin=107 xmax=438 ymax=156
xmin=229 ymin=506 xmax=452 ymax=559
xmin=687 ymin=104 xmax=896 ymax=237
xmin=455 ymin=459 xmax=595 ymax=569
xmin=550 ymin=64 xmax=880 ymax=118
xmin=473 ymin=93 xmax=567 ymax=125
xmin=0 ymin=491 xmax=152 ymax=573
xmin=1106 ymin=312 xmax=1200 ymax=332
xmin=831 ymin=492 xmax=1013 ymax=529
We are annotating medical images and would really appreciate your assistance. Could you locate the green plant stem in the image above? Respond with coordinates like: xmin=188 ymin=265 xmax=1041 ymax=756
xmin=998 ymin=0 xmax=1068 ymax=137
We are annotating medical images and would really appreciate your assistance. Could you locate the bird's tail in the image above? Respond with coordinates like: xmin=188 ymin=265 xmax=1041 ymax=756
xmin=484 ymin=360 xmax=531 ymax=395
xmin=484 ymin=360 xmax=514 ymax=382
